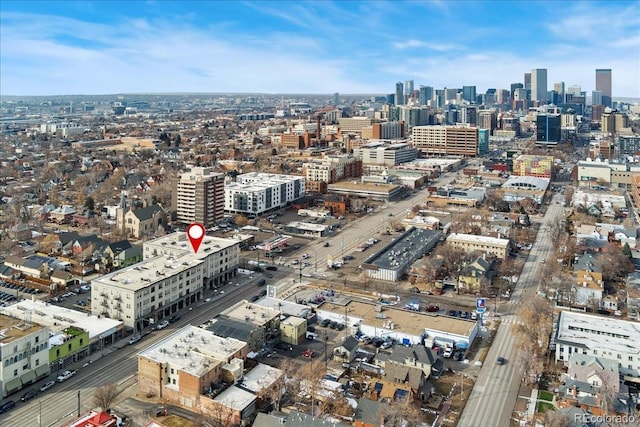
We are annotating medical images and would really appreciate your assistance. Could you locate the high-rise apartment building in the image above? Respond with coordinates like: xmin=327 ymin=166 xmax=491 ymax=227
xmin=412 ymin=125 xmax=479 ymax=157
xmin=531 ymin=68 xmax=548 ymax=102
xmin=395 ymin=82 xmax=404 ymax=106
xmin=173 ymin=167 xmax=225 ymax=228
xmin=596 ymin=69 xmax=612 ymax=107
xmin=224 ymin=173 xmax=305 ymax=216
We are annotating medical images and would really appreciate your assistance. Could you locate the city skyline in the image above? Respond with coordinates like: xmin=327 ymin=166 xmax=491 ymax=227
xmin=1 ymin=0 xmax=639 ymax=97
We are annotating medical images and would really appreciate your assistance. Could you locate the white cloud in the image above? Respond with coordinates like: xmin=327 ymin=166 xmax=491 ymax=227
xmin=392 ymin=39 xmax=463 ymax=51
xmin=0 ymin=4 xmax=638 ymax=97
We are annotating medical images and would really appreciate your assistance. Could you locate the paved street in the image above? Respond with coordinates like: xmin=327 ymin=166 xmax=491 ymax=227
xmin=1 ymin=274 xmax=267 ymax=427
xmin=457 ymin=192 xmax=565 ymax=427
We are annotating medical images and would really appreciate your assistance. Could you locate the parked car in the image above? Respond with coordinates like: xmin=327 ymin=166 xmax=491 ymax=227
xmin=40 ymin=381 xmax=55 ymax=392
xmin=265 ymin=266 xmax=277 ymax=271
xmin=169 ymin=314 xmax=181 ymax=323
xmin=128 ymin=335 xmax=141 ymax=345
xmin=0 ymin=400 xmax=15 ymax=414
xmin=56 ymin=370 xmax=76 ymax=383
xmin=156 ymin=320 xmax=170 ymax=330
xmin=21 ymin=389 xmax=37 ymax=402
xmin=301 ymin=349 xmax=315 ymax=359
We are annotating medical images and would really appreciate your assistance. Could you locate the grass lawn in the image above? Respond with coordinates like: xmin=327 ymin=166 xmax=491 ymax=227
xmin=156 ymin=415 xmax=196 ymax=427
xmin=537 ymin=401 xmax=555 ymax=413
xmin=539 ymin=390 xmax=554 ymax=402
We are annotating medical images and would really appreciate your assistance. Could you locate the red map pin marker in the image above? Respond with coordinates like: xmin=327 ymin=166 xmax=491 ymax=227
xmin=186 ymin=223 xmax=205 ymax=253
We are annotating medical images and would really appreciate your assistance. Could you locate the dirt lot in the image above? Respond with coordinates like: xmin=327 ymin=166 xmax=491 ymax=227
xmin=434 ymin=371 xmax=475 ymax=426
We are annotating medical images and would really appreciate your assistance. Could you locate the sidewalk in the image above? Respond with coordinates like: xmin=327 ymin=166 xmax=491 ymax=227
xmin=526 ymin=388 xmax=538 ymax=422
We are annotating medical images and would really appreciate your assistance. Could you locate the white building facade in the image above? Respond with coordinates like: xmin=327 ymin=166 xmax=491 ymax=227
xmin=225 ymin=173 xmax=305 ymax=216
xmin=91 ymin=233 xmax=239 ymax=331
xmin=0 ymin=314 xmax=50 ymax=398
xmin=555 ymin=311 xmax=640 ymax=378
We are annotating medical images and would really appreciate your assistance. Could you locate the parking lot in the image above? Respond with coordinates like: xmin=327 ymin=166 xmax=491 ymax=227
xmin=0 ymin=281 xmax=44 ymax=307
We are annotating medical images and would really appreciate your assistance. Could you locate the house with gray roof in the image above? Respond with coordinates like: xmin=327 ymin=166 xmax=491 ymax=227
xmin=565 ymin=354 xmax=619 ymax=393
xmin=117 ymin=204 xmax=167 ymax=239
xmin=333 ymin=335 xmax=359 ymax=362
xmin=374 ymin=345 xmax=442 ymax=378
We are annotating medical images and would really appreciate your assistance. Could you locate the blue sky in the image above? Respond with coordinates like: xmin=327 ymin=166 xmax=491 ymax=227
xmin=1 ymin=1 xmax=639 ymax=97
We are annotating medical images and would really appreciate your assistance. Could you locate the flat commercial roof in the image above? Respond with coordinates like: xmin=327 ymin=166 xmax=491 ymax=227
xmin=256 ymin=297 xmax=311 ymax=318
xmin=94 ymin=234 xmax=238 ymax=292
xmin=503 ymin=176 xmax=550 ymax=190
xmin=285 ymin=221 xmax=327 ymax=232
xmin=139 ymin=325 xmax=246 ymax=377
xmin=143 ymin=232 xmax=238 ymax=258
xmin=239 ymin=363 xmax=283 ymax=394
xmin=365 ymin=228 xmax=441 ymax=271
xmin=447 ymin=233 xmax=510 ymax=248
xmin=213 ymin=385 xmax=256 ymax=411
xmin=320 ymin=300 xmax=475 ymax=338
xmin=0 ymin=313 xmax=44 ymax=343
xmin=556 ymin=311 xmax=640 ymax=355
xmin=222 ymin=300 xmax=280 ymax=327
xmin=1 ymin=299 xmax=121 ymax=340
xmin=327 ymin=181 xmax=400 ymax=194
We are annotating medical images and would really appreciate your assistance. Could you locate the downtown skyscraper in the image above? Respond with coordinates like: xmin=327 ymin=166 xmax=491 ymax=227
xmin=595 ymin=69 xmax=612 ymax=107
xmin=395 ymin=82 xmax=404 ymax=106
xmin=531 ymin=68 xmax=548 ymax=102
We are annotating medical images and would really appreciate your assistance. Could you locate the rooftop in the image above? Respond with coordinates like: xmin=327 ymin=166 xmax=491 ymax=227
xmin=1 ymin=299 xmax=121 ymax=340
xmin=212 ymin=384 xmax=256 ymax=411
xmin=221 ymin=300 xmax=280 ymax=326
xmin=255 ymin=297 xmax=311 ymax=318
xmin=327 ymin=181 xmax=400 ymax=194
xmin=94 ymin=233 xmax=237 ymax=292
xmin=502 ymin=175 xmax=550 ymax=190
xmin=447 ymin=233 xmax=510 ymax=247
xmin=556 ymin=311 xmax=640 ymax=355
xmin=0 ymin=313 xmax=44 ymax=344
xmin=139 ymin=325 xmax=246 ymax=376
xmin=365 ymin=228 xmax=442 ymax=271
xmin=320 ymin=300 xmax=475 ymax=338
xmin=238 ymin=363 xmax=283 ymax=393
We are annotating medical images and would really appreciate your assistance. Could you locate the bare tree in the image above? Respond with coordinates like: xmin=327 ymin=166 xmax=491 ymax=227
xmin=92 ymin=383 xmax=118 ymax=411
xmin=195 ymin=403 xmax=235 ymax=427
xmin=382 ymin=398 xmax=424 ymax=426
xmin=600 ymin=242 xmax=634 ymax=283
xmin=234 ymin=215 xmax=248 ymax=227
xmin=512 ymin=295 xmax=554 ymax=383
